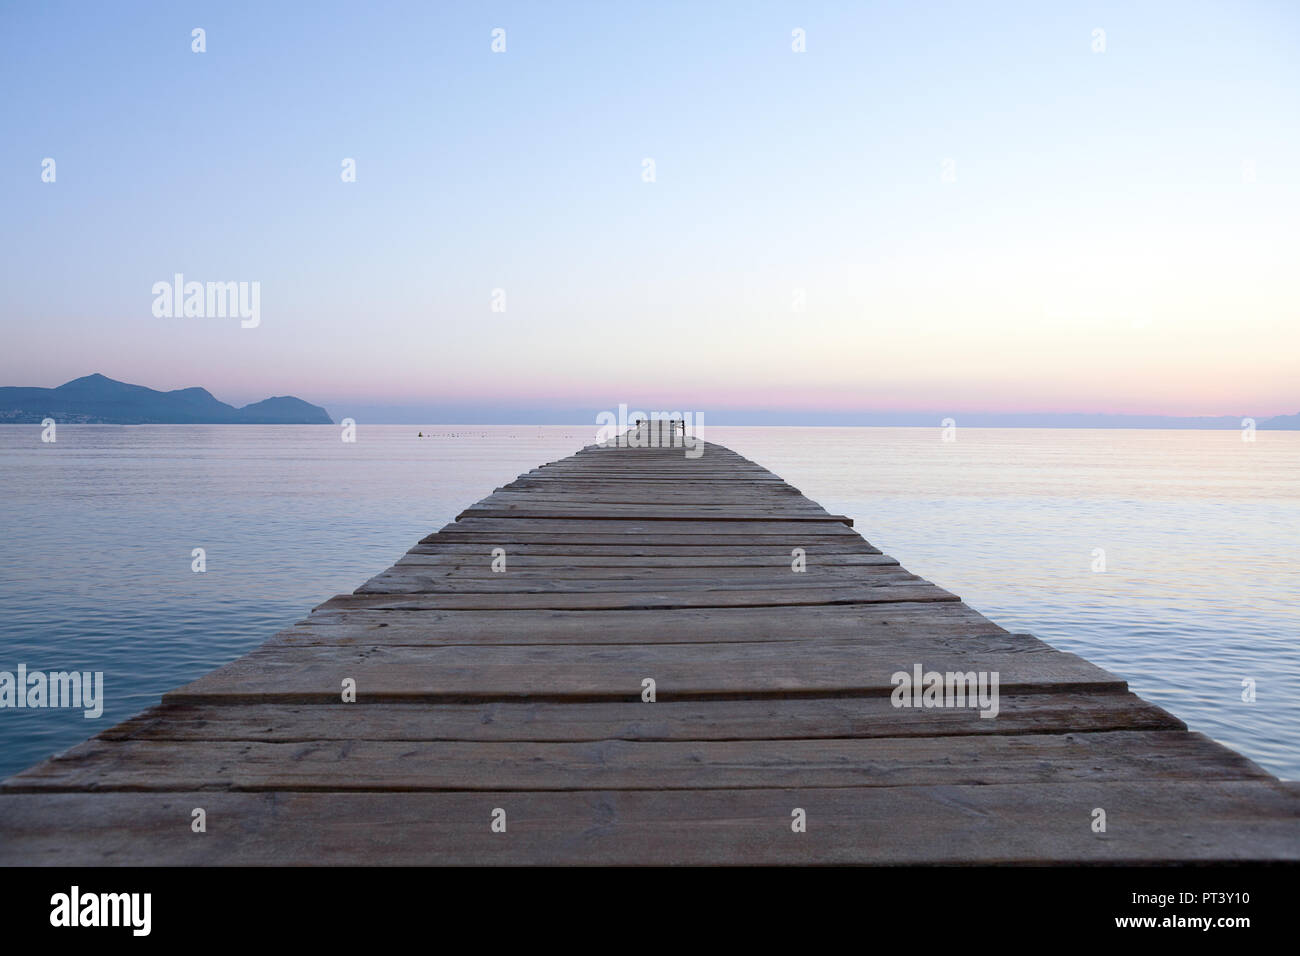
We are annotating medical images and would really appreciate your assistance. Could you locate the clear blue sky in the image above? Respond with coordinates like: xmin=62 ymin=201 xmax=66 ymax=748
xmin=2 ymin=1 xmax=1297 ymax=421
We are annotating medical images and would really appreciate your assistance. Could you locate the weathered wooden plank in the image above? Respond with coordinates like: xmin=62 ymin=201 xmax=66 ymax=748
xmin=7 ymin=781 xmax=1295 ymax=865
xmin=386 ymin=565 xmax=905 ymax=581
xmin=441 ymin=517 xmax=858 ymax=533
xmin=407 ymin=541 xmax=883 ymax=555
xmin=463 ymin=491 xmax=843 ymax=510
xmin=318 ymin=583 xmax=960 ymax=610
xmin=357 ymin=567 xmax=925 ymax=594
xmin=425 ymin=522 xmax=861 ymax=542
xmin=467 ymin=491 xmax=828 ymax=504
xmin=98 ymin=693 xmax=1185 ymax=743
xmin=2 ymin=732 xmax=1268 ymax=794
xmin=490 ymin=488 xmax=806 ymax=501
xmin=522 ymin=471 xmax=784 ymax=479
xmin=508 ymin=479 xmax=791 ymax=488
xmin=371 ymin=562 xmax=915 ymax=579
xmin=467 ymin=495 xmax=824 ymax=504
xmin=427 ymin=534 xmax=870 ymax=549
xmin=163 ymin=640 xmax=1123 ymax=701
xmin=458 ymin=508 xmax=855 ymax=526
xmin=474 ymin=502 xmax=820 ymax=514
xmin=286 ymin=602 xmax=1009 ymax=644
xmin=393 ymin=552 xmax=902 ymax=568
xmin=516 ymin=474 xmax=788 ymax=482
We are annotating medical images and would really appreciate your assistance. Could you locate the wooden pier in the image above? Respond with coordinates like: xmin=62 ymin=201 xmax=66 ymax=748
xmin=2 ymin=436 xmax=1297 ymax=864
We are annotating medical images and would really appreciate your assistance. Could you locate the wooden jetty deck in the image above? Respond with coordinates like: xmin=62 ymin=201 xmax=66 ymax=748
xmin=2 ymin=434 xmax=1297 ymax=864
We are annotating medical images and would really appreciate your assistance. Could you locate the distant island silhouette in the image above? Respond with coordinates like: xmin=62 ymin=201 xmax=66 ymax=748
xmin=0 ymin=374 xmax=1294 ymax=429
xmin=0 ymin=374 xmax=332 ymax=424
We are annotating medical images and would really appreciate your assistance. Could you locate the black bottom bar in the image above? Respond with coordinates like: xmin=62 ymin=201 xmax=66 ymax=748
xmin=1 ymin=864 xmax=1292 ymax=941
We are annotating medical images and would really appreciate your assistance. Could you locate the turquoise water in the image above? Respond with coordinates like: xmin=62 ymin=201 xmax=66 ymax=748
xmin=0 ymin=424 xmax=1296 ymax=780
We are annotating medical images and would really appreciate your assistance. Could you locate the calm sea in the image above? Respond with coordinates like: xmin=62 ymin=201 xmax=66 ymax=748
xmin=0 ymin=425 xmax=1296 ymax=780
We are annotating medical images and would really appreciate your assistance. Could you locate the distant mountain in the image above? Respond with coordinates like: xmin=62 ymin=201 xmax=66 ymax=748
xmin=1260 ymin=412 xmax=1300 ymax=429
xmin=0 ymin=374 xmax=332 ymax=424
